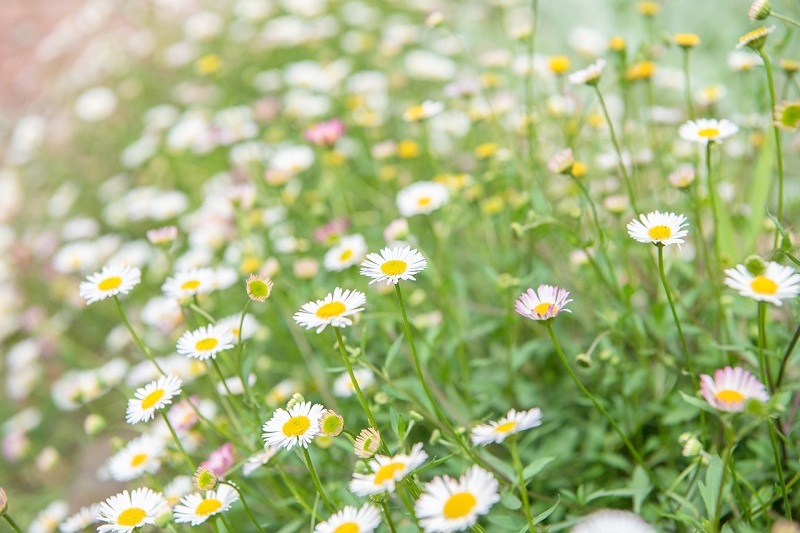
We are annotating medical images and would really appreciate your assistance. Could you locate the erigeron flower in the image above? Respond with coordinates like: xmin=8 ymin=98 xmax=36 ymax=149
xmin=173 ymin=485 xmax=239 ymax=526
xmin=176 ymin=324 xmax=235 ymax=360
xmin=360 ymin=246 xmax=427 ymax=285
xmin=262 ymin=401 xmax=325 ymax=450
xmin=218 ymin=313 xmax=259 ymax=342
xmin=107 ymin=435 xmax=165 ymax=482
xmin=548 ymin=55 xmax=571 ymax=75
xmin=319 ymin=410 xmax=345 ymax=437
xmin=668 ymin=164 xmax=696 ymax=189
xmin=146 ymin=226 xmax=178 ymax=246
xmin=627 ymin=211 xmax=689 ymax=247
xmin=96 ymin=488 xmax=166 ymax=533
xmin=547 ymin=148 xmax=575 ymax=175
xmin=199 ymin=442 xmax=234 ymax=476
xmin=470 ymin=407 xmax=543 ymax=446
xmin=242 ymin=447 xmax=278 ymax=476
xmin=162 ymin=268 xmax=216 ymax=299
xmin=293 ymin=287 xmax=366 ymax=333
xmin=324 ymin=234 xmax=368 ymax=272
xmin=126 ymin=374 xmax=183 ymax=424
xmin=354 ymin=428 xmax=381 ymax=458
xmin=678 ymin=118 xmax=738 ymax=145
xmin=415 ymin=465 xmax=500 ymax=533
xmin=403 ymin=100 xmax=444 ymax=122
xmin=515 ymin=285 xmax=573 ymax=321
xmin=674 ymin=33 xmax=700 ymax=49
xmin=774 ymin=101 xmax=800 ymax=132
xmin=737 ymin=25 xmax=776 ymax=51
xmin=246 ymin=274 xmax=273 ymax=302
xmin=334 ymin=368 xmax=375 ymax=398
xmin=79 ymin=264 xmax=141 ymax=304
xmin=29 ymin=500 xmax=68 ymax=533
xmin=570 ymin=509 xmax=656 ymax=533
xmin=303 ymin=118 xmax=346 ymax=147
xmin=396 ymin=181 xmax=449 ymax=217
xmin=699 ymin=366 xmax=769 ymax=413
xmin=625 ymin=61 xmax=657 ymax=81
xmin=749 ymin=0 xmax=772 ymax=21
xmin=163 ymin=476 xmax=193 ymax=507
xmin=568 ymin=58 xmax=606 ymax=86
xmin=349 ymin=443 xmax=429 ymax=496
xmin=724 ymin=261 xmax=800 ymax=306
xmin=315 ymin=504 xmax=382 ymax=533
xmin=60 ymin=503 xmax=100 ymax=532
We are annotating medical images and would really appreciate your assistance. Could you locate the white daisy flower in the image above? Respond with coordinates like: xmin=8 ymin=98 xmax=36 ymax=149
xmin=162 ymin=268 xmax=215 ymax=299
xmin=173 ymin=485 xmax=239 ymax=526
xmin=568 ymin=58 xmax=607 ymax=85
xmin=176 ymin=324 xmax=235 ymax=360
xmin=60 ymin=503 xmax=100 ymax=533
xmin=360 ymin=246 xmax=427 ymax=285
xmin=403 ymin=100 xmax=444 ymax=122
xmin=724 ymin=261 xmax=800 ymax=306
xmin=736 ymin=25 xmax=776 ymax=50
xmin=30 ymin=500 xmax=68 ymax=533
xmin=315 ymin=504 xmax=382 ymax=533
xmin=470 ymin=407 xmax=543 ymax=446
xmin=107 ymin=435 xmax=165 ymax=482
xmin=678 ymin=118 xmax=738 ymax=145
xmin=218 ymin=313 xmax=259 ymax=342
xmin=324 ymin=234 xmax=368 ymax=272
xmin=293 ymin=287 xmax=366 ymax=333
xmin=349 ymin=442 xmax=429 ymax=496
xmin=126 ymin=374 xmax=183 ymax=424
xmin=242 ymin=447 xmax=278 ymax=476
xmin=79 ymin=264 xmax=141 ymax=304
xmin=163 ymin=475 xmax=194 ymax=507
xmin=515 ymin=285 xmax=573 ymax=321
xmin=700 ymin=366 xmax=770 ymax=413
xmin=570 ymin=509 xmax=656 ymax=533
xmin=626 ymin=211 xmax=689 ymax=247
xmin=334 ymin=368 xmax=375 ymax=398
xmin=95 ymin=487 xmax=167 ymax=533
xmin=415 ymin=465 xmax=500 ymax=533
xmin=396 ymin=181 xmax=449 ymax=217
xmin=262 ymin=401 xmax=325 ymax=450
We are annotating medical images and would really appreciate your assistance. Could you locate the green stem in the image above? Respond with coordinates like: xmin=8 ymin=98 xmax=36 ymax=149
xmin=334 ymin=328 xmax=379 ymax=429
xmin=712 ymin=423 xmax=735 ymax=532
xmin=771 ymin=11 xmax=800 ymax=29
xmin=235 ymin=300 xmax=254 ymax=401
xmin=705 ymin=142 xmax=721 ymax=270
xmin=757 ymin=302 xmax=775 ymax=392
xmin=211 ymin=518 xmax=220 ymax=533
xmin=221 ymin=481 xmax=265 ymax=533
xmin=769 ymin=420 xmax=792 ymax=520
xmin=526 ymin=0 xmax=540 ymax=165
xmin=3 ymin=514 xmax=22 ymax=533
xmin=114 ymin=296 xmax=165 ymax=375
xmin=594 ymin=85 xmax=639 ymax=213
xmin=546 ymin=323 xmax=659 ymax=487
xmin=189 ymin=300 xmax=217 ymax=324
xmin=160 ymin=410 xmax=195 ymax=472
xmin=509 ymin=437 xmax=534 ymax=530
xmin=759 ymin=50 xmax=785 ymax=243
xmin=682 ymin=49 xmax=695 ymax=120
xmin=380 ymin=500 xmax=399 ymax=533
xmin=776 ymin=321 xmax=800 ymax=388
xmin=302 ymin=447 xmax=335 ymax=513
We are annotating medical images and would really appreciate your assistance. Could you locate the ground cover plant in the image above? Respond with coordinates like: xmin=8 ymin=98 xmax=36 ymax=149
xmin=2 ymin=0 xmax=800 ymax=531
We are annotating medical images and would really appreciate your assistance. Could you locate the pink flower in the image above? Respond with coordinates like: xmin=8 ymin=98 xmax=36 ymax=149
xmin=699 ymin=366 xmax=769 ymax=412
xmin=313 ymin=217 xmax=350 ymax=245
xmin=200 ymin=442 xmax=235 ymax=476
xmin=303 ymin=119 xmax=345 ymax=147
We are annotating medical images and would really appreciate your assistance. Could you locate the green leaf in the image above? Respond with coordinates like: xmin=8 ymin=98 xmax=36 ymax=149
xmin=629 ymin=466 xmax=652 ymax=514
xmin=533 ymin=495 xmax=560 ymax=526
xmin=500 ymin=490 xmax=522 ymax=510
xmin=679 ymin=391 xmax=718 ymax=415
xmin=522 ymin=456 xmax=556 ymax=482
xmin=698 ymin=454 xmax=724 ymax=519
xmin=744 ymin=132 xmax=775 ymax=253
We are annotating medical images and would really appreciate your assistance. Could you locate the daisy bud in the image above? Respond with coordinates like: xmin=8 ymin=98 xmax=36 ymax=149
xmin=316 ymin=435 xmax=334 ymax=449
xmin=637 ymin=1 xmax=660 ymax=16
xmin=668 ymin=164 xmax=696 ymax=189
xmin=286 ymin=393 xmax=305 ymax=410
xmin=35 ymin=447 xmax=59 ymax=473
xmin=547 ymin=148 xmax=575 ymax=175
xmin=681 ymin=435 xmax=703 ymax=457
xmin=737 ymin=26 xmax=776 ymax=51
xmin=748 ymin=0 xmax=772 ymax=21
xmin=774 ymin=101 xmax=800 ymax=132
xmin=193 ymin=466 xmax=218 ymax=491
xmin=146 ymin=225 xmax=178 ymax=246
xmin=576 ymin=353 xmax=592 ymax=368
xmin=0 ymin=488 xmax=7 ymax=516
xmin=319 ymin=410 xmax=344 ymax=437
xmin=743 ymin=254 xmax=767 ymax=276
xmin=84 ymin=414 xmax=107 ymax=435
xmin=374 ymin=392 xmax=389 ymax=405
xmin=409 ymin=411 xmax=424 ymax=422
xmin=354 ymin=428 xmax=381 ymax=458
xmin=780 ymin=59 xmax=800 ymax=75
xmin=246 ymin=274 xmax=273 ymax=302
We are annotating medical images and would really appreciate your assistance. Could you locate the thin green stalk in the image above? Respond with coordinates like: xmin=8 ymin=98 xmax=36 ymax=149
xmin=712 ymin=423 xmax=735 ymax=532
xmin=114 ymin=296 xmax=165 ymax=375
xmin=160 ymin=410 xmax=195 ymax=471
xmin=768 ymin=421 xmax=791 ymax=520
xmin=276 ymin=465 xmax=315 ymax=515
xmin=656 ymin=245 xmax=698 ymax=388
xmin=334 ymin=328 xmax=379 ymax=429
xmin=3 ymin=514 xmax=22 ymax=533
xmin=206 ymin=361 xmax=245 ymax=434
xmin=758 ymin=50 xmax=785 ymax=243
xmin=189 ymin=301 xmax=217 ymax=325
xmin=235 ymin=300 xmax=255 ymax=403
xmin=705 ymin=142 xmax=721 ymax=270
xmin=545 ymin=323 xmax=659 ymax=487
xmin=682 ymin=49 xmax=695 ymax=120
xmin=509 ymin=437 xmax=534 ymax=530
xmin=211 ymin=518 xmax=220 ymax=533
xmin=473 ymin=524 xmax=487 ymax=533
xmin=594 ymin=85 xmax=639 ymax=213
xmin=221 ymin=481 xmax=265 ymax=533
xmin=302 ymin=447 xmax=335 ymax=513
xmin=776 ymin=321 xmax=800 ymax=388
xmin=771 ymin=11 xmax=800 ymax=29
xmin=526 ymin=0 xmax=540 ymax=164
xmin=380 ymin=500 xmax=399 ymax=533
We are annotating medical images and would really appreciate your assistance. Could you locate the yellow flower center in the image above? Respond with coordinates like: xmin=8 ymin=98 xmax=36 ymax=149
xmin=697 ymin=128 xmax=720 ymax=138
xmin=548 ymin=55 xmax=571 ymax=74
xmin=647 ymin=225 xmax=672 ymax=240
xmin=533 ymin=302 xmax=555 ymax=316
xmin=98 ymin=276 xmax=123 ymax=291
xmin=443 ymin=492 xmax=478 ymax=519
xmin=333 ymin=523 xmax=359 ymax=533
xmin=130 ymin=453 xmax=148 ymax=467
xmin=282 ymin=415 xmax=311 ymax=437
xmin=674 ymin=33 xmax=700 ymax=47
xmin=374 ymin=462 xmax=406 ymax=484
xmin=316 ymin=301 xmax=346 ymax=318
xmin=406 ymin=105 xmax=425 ymax=121
xmin=494 ymin=421 xmax=517 ymax=434
xmin=195 ymin=338 xmax=219 ymax=351
xmin=339 ymin=249 xmax=354 ymax=261
xmin=117 ymin=507 xmax=147 ymax=526
xmin=715 ymin=389 xmax=746 ymax=403
xmin=141 ymin=389 xmax=165 ymax=410
xmin=196 ymin=498 xmax=222 ymax=516
xmin=417 ymin=196 xmax=432 ymax=207
xmin=750 ymin=275 xmax=778 ymax=294
xmin=380 ymin=260 xmax=408 ymax=276
xmin=181 ymin=280 xmax=201 ymax=290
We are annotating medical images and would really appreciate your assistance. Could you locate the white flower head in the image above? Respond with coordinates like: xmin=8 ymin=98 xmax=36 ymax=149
xmin=349 ymin=442 xmax=429 ymax=496
xmin=79 ymin=264 xmax=141 ymax=304
xmin=173 ymin=485 xmax=239 ymax=526
xmin=360 ymin=246 xmax=427 ymax=285
xmin=293 ymin=288 xmax=366 ymax=333
xmin=570 ymin=509 xmax=656 ymax=533
xmin=568 ymin=58 xmax=607 ymax=86
xmin=626 ymin=211 xmax=689 ymax=247
xmin=176 ymin=324 xmax=235 ymax=360
xmin=471 ymin=407 xmax=543 ymax=446
xmin=515 ymin=285 xmax=573 ymax=321
xmin=262 ymin=401 xmax=325 ymax=450
xmin=699 ymin=366 xmax=769 ymax=413
xmin=396 ymin=181 xmax=449 ymax=217
xmin=415 ymin=465 xmax=500 ymax=533
xmin=126 ymin=374 xmax=183 ymax=424
xmin=96 ymin=488 xmax=166 ymax=533
xmin=724 ymin=261 xmax=800 ymax=306
xmin=678 ymin=118 xmax=738 ymax=145
xmin=324 ymin=234 xmax=368 ymax=272
xmin=314 ymin=504 xmax=382 ymax=533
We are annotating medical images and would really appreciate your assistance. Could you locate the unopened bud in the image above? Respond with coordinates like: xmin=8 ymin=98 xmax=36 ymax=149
xmin=744 ymin=254 xmax=766 ymax=276
xmin=84 ymin=414 xmax=106 ymax=436
xmin=193 ymin=467 xmax=218 ymax=491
